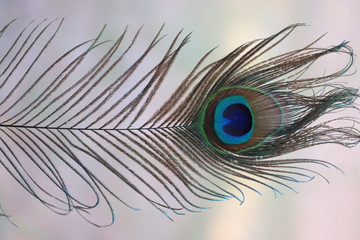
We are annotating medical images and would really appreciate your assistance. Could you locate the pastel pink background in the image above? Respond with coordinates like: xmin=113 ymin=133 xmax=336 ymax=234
xmin=0 ymin=0 xmax=359 ymax=239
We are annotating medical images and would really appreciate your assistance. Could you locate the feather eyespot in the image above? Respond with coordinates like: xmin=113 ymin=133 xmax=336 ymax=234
xmin=200 ymin=87 xmax=283 ymax=153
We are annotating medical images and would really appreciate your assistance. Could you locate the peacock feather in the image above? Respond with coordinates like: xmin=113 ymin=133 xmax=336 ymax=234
xmin=0 ymin=19 xmax=359 ymax=226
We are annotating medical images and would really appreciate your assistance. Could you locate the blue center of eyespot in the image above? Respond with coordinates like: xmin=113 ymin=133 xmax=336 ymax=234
xmin=222 ymin=104 xmax=252 ymax=136
xmin=214 ymin=96 xmax=253 ymax=144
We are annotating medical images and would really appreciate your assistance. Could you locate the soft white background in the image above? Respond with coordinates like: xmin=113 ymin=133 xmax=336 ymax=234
xmin=0 ymin=0 xmax=359 ymax=239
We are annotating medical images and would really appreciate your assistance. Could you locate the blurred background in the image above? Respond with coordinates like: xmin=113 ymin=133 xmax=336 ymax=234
xmin=0 ymin=0 xmax=359 ymax=239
